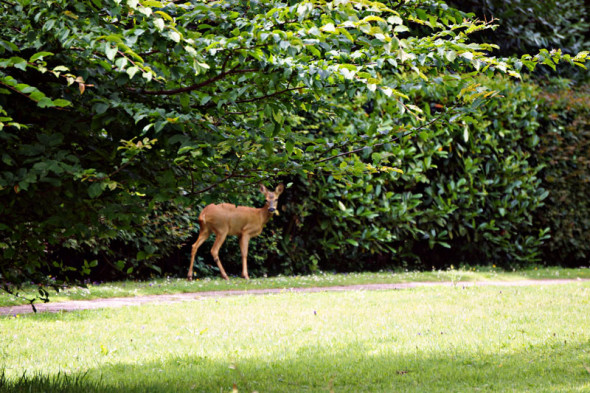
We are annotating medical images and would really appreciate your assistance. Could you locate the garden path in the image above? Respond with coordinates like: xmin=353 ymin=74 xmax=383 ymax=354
xmin=1 ymin=278 xmax=587 ymax=316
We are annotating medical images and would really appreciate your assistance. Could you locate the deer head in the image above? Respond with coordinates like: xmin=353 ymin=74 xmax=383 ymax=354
xmin=260 ymin=183 xmax=284 ymax=216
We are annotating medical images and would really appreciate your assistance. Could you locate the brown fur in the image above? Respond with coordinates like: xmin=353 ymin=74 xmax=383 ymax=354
xmin=187 ymin=184 xmax=284 ymax=280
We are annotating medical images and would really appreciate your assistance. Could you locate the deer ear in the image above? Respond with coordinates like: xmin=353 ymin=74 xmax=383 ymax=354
xmin=259 ymin=184 xmax=268 ymax=194
xmin=275 ymin=184 xmax=285 ymax=195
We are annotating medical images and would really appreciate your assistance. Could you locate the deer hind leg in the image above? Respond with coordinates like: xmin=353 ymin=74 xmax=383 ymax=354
xmin=210 ymin=232 xmax=229 ymax=280
xmin=188 ymin=227 xmax=211 ymax=281
xmin=238 ymin=234 xmax=251 ymax=280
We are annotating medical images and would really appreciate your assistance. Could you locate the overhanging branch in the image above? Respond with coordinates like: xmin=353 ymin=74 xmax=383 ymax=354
xmin=132 ymin=67 xmax=259 ymax=96
xmin=315 ymin=103 xmax=459 ymax=164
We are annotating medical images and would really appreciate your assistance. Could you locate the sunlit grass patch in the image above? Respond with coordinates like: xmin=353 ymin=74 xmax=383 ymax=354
xmin=1 ymin=282 xmax=589 ymax=392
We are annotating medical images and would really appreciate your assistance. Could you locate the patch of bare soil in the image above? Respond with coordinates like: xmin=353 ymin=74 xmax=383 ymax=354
xmin=1 ymin=278 xmax=587 ymax=316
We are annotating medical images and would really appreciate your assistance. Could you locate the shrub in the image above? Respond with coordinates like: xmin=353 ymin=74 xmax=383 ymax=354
xmin=448 ymin=0 xmax=590 ymax=62
xmin=534 ymin=84 xmax=590 ymax=265
xmin=270 ymin=77 xmax=550 ymax=272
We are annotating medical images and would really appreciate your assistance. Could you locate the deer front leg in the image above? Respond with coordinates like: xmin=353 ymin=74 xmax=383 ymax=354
xmin=210 ymin=232 xmax=229 ymax=280
xmin=239 ymin=234 xmax=251 ymax=280
xmin=188 ymin=228 xmax=211 ymax=281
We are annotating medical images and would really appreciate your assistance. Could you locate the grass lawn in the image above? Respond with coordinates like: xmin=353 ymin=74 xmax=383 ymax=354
xmin=1 ymin=266 xmax=589 ymax=307
xmin=1 ymin=281 xmax=589 ymax=392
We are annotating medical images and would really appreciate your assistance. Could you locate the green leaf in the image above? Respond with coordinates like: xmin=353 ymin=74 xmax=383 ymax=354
xmin=93 ymin=102 xmax=109 ymax=114
xmin=320 ymin=23 xmax=336 ymax=33
xmin=10 ymin=57 xmax=27 ymax=71
xmin=127 ymin=66 xmax=139 ymax=79
xmin=0 ymin=39 xmax=18 ymax=53
xmin=115 ymin=57 xmax=128 ymax=69
xmin=29 ymin=52 xmax=54 ymax=62
xmin=154 ymin=18 xmax=165 ymax=31
xmin=168 ymin=30 xmax=181 ymax=43
xmin=88 ymin=182 xmax=105 ymax=198
xmin=346 ymin=239 xmax=359 ymax=246
xmin=154 ymin=10 xmax=173 ymax=21
xmin=105 ymin=44 xmax=117 ymax=61
xmin=285 ymin=140 xmax=294 ymax=156
xmin=264 ymin=123 xmax=274 ymax=137
xmin=52 ymin=99 xmax=71 ymax=107
xmin=272 ymin=110 xmax=283 ymax=124
xmin=394 ymin=25 xmax=409 ymax=33
xmin=143 ymin=0 xmax=163 ymax=7
xmin=445 ymin=50 xmax=457 ymax=62
xmin=37 ymin=97 xmax=54 ymax=108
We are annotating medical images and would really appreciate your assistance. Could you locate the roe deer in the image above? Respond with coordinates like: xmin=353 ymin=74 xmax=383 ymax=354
xmin=188 ymin=184 xmax=284 ymax=280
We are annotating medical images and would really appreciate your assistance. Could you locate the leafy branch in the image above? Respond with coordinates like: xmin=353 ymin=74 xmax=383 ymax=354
xmin=133 ymin=67 xmax=259 ymax=95
xmin=316 ymin=103 xmax=461 ymax=164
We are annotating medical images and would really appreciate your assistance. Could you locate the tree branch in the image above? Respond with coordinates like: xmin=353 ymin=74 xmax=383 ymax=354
xmin=191 ymin=153 xmax=244 ymax=195
xmin=234 ymin=82 xmax=337 ymax=105
xmin=315 ymin=104 xmax=458 ymax=164
xmin=235 ymin=86 xmax=304 ymax=104
xmin=315 ymin=132 xmax=412 ymax=164
xmin=133 ymin=67 xmax=259 ymax=96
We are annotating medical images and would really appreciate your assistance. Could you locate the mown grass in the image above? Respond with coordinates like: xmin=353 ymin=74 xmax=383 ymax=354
xmin=1 ymin=281 xmax=589 ymax=392
xmin=1 ymin=266 xmax=589 ymax=307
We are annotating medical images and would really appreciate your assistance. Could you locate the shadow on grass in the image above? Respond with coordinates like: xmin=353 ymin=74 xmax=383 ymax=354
xmin=2 ymin=338 xmax=589 ymax=392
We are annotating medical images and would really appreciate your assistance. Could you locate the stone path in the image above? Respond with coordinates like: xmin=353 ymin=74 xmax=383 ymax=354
xmin=1 ymin=278 xmax=587 ymax=316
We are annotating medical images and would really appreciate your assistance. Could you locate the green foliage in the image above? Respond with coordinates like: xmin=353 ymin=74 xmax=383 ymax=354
xmin=534 ymin=84 xmax=590 ymax=264
xmin=277 ymin=76 xmax=550 ymax=271
xmin=449 ymin=0 xmax=590 ymax=55
xmin=0 ymin=0 xmax=587 ymax=295
xmin=448 ymin=0 xmax=590 ymax=80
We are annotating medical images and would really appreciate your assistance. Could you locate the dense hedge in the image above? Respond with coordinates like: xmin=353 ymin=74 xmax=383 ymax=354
xmin=534 ymin=84 xmax=590 ymax=265
xmin=447 ymin=0 xmax=590 ymax=81
xmin=265 ymin=76 xmax=548 ymax=274
xmin=4 ymin=0 xmax=587 ymax=284
xmin=78 ymin=78 xmax=590 ymax=279
xmin=30 ymin=78 xmax=589 ymax=280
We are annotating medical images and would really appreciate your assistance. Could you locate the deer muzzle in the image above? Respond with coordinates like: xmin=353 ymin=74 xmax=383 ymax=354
xmin=268 ymin=204 xmax=279 ymax=215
